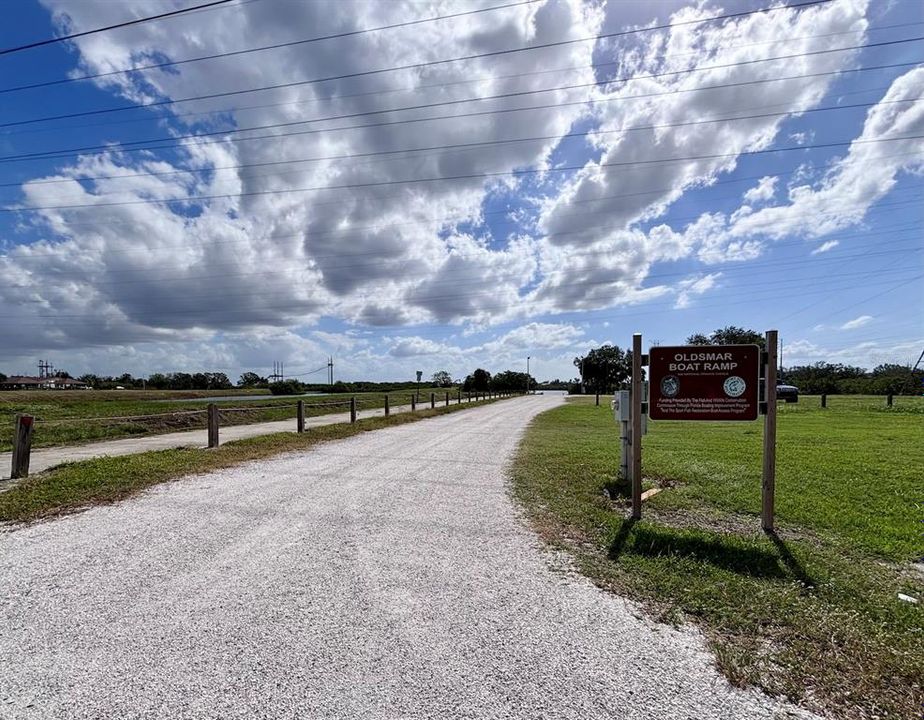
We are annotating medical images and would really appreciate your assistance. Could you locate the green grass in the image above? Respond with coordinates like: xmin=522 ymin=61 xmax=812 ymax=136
xmin=0 ymin=395 xmax=508 ymax=524
xmin=510 ymin=395 xmax=924 ymax=720
xmin=0 ymin=387 xmax=456 ymax=451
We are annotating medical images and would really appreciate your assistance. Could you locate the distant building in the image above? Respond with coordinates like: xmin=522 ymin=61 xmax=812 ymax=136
xmin=0 ymin=375 xmax=90 ymax=390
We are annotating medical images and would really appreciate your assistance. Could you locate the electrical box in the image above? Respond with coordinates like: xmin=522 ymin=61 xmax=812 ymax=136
xmin=612 ymin=390 xmax=631 ymax=422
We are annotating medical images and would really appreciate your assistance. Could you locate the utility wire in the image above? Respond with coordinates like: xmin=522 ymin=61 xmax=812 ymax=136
xmin=3 ymin=40 xmax=917 ymax=160
xmin=7 ymin=20 xmax=915 ymax=140
xmin=0 ymin=0 xmax=834 ymax=128
xmin=0 ymin=0 xmax=234 ymax=57
xmin=8 ymin=197 xmax=921 ymax=288
xmin=27 ymin=144 xmax=922 ymax=237
xmin=0 ymin=0 xmax=542 ymax=93
xmin=6 ymin=268 xmax=918 ymax=323
xmin=5 ymin=118 xmax=920 ymax=212
xmin=5 ymin=54 xmax=918 ymax=167
xmin=15 ymin=249 xmax=918 ymax=308
xmin=4 ymin=96 xmax=917 ymax=191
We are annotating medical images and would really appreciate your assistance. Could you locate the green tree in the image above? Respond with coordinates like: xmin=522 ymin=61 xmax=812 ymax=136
xmin=573 ymin=345 xmax=631 ymax=393
xmin=431 ymin=370 xmax=453 ymax=387
xmin=491 ymin=370 xmax=534 ymax=393
xmin=463 ymin=368 xmax=492 ymax=392
xmin=147 ymin=373 xmax=169 ymax=389
xmin=686 ymin=326 xmax=765 ymax=348
xmin=238 ymin=371 xmax=266 ymax=387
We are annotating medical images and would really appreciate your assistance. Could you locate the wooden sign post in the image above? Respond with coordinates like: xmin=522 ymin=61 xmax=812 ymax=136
xmin=631 ymin=333 xmax=643 ymax=521
xmin=762 ymin=330 xmax=778 ymax=531
xmin=11 ymin=414 xmax=34 ymax=479
xmin=628 ymin=330 xmax=778 ymax=530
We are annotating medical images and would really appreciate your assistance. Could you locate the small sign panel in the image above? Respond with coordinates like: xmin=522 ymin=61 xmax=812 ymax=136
xmin=648 ymin=345 xmax=760 ymax=421
xmin=416 ymin=370 xmax=423 ymax=382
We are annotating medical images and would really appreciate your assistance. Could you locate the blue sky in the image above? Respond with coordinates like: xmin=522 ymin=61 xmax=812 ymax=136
xmin=0 ymin=0 xmax=921 ymax=383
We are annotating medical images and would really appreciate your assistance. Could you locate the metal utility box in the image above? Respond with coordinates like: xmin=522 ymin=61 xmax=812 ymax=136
xmin=612 ymin=390 xmax=631 ymax=422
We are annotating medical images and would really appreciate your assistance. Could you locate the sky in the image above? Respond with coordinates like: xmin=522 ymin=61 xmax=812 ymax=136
xmin=0 ymin=0 xmax=921 ymax=384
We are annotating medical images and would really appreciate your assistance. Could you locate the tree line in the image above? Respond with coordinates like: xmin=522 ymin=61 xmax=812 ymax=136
xmin=571 ymin=326 xmax=921 ymax=396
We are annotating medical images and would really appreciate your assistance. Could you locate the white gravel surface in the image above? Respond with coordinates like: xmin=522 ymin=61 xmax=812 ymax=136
xmin=0 ymin=395 xmax=814 ymax=719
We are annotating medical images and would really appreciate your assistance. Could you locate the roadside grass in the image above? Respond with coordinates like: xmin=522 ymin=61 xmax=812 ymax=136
xmin=0 ymin=396 xmax=508 ymax=524
xmin=0 ymin=387 xmax=452 ymax=451
xmin=510 ymin=396 xmax=924 ymax=720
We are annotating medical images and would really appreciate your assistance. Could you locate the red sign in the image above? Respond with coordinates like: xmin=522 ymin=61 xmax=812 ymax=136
xmin=648 ymin=345 xmax=760 ymax=421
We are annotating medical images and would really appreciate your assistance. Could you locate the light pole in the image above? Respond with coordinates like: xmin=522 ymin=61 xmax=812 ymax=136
xmin=526 ymin=356 xmax=530 ymax=395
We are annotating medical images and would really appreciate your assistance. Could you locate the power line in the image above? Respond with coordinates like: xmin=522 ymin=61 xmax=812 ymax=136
xmin=5 ymin=267 xmax=919 ymax=324
xmin=0 ymin=0 xmax=834 ymax=128
xmin=0 ymin=0 xmax=235 ymax=57
xmin=0 ymin=0 xmax=542 ymax=93
xmin=7 ymin=20 xmax=914 ymax=141
xmin=10 ymin=191 xmax=920 ymax=288
xmin=7 ymin=201 xmax=921 ymax=293
xmin=25 ymin=145 xmax=921 ymax=236
xmin=3 ymin=49 xmax=918 ymax=163
xmin=5 ymin=120 xmax=920 ymax=213
xmin=17 ymin=249 xmax=919 ymax=310
xmin=4 ymin=104 xmax=917 ymax=193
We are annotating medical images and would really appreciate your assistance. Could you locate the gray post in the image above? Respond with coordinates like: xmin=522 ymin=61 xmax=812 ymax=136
xmin=384 ymin=394 xmax=390 ymax=417
xmin=297 ymin=400 xmax=305 ymax=433
xmin=445 ymin=391 xmax=450 ymax=407
xmin=411 ymin=395 xmax=416 ymax=411
xmin=430 ymin=392 xmax=435 ymax=409
xmin=821 ymin=393 xmax=827 ymax=408
xmin=350 ymin=397 xmax=357 ymax=423
xmin=11 ymin=414 xmax=34 ymax=479
xmin=887 ymin=393 xmax=893 ymax=407
xmin=457 ymin=389 xmax=461 ymax=404
xmin=762 ymin=330 xmax=779 ymax=532
xmin=207 ymin=404 xmax=219 ymax=448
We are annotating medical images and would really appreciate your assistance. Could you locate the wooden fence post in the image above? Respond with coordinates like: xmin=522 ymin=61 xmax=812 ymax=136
xmin=11 ymin=414 xmax=34 ymax=479
xmin=430 ymin=392 xmax=435 ymax=409
xmin=595 ymin=392 xmax=600 ymax=406
xmin=457 ymin=389 xmax=462 ymax=404
xmin=207 ymin=403 xmax=219 ymax=448
xmin=411 ymin=395 xmax=417 ymax=411
xmin=384 ymin=395 xmax=390 ymax=417
xmin=821 ymin=393 xmax=827 ymax=408
xmin=297 ymin=400 xmax=305 ymax=433
xmin=631 ymin=334 xmax=643 ymax=520
xmin=887 ymin=393 xmax=893 ymax=407
xmin=445 ymin=391 xmax=450 ymax=407
xmin=350 ymin=397 xmax=357 ymax=423
xmin=762 ymin=329 xmax=779 ymax=532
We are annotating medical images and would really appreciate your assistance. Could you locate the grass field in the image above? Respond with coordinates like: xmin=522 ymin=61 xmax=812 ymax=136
xmin=0 ymin=387 xmax=452 ymax=451
xmin=0 ymin=395 xmax=508 ymax=523
xmin=511 ymin=394 xmax=923 ymax=720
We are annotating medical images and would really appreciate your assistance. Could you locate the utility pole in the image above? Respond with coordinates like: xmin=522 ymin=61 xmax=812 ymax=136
xmin=526 ymin=356 xmax=531 ymax=394
xmin=328 ymin=356 xmax=334 ymax=386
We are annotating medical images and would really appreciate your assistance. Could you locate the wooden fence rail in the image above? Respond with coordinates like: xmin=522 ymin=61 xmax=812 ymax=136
xmin=6 ymin=391 xmax=521 ymax=479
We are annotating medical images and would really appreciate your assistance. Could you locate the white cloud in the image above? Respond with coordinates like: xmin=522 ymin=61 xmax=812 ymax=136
xmin=674 ymin=272 xmax=721 ymax=309
xmin=784 ymin=336 xmax=921 ymax=369
xmin=742 ymin=176 xmax=778 ymax=205
xmin=840 ymin=314 xmax=873 ymax=330
xmin=811 ymin=240 xmax=840 ymax=255
xmin=693 ymin=65 xmax=924 ymax=262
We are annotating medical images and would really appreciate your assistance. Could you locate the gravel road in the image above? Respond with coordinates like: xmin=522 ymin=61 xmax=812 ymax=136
xmin=0 ymin=395 xmax=813 ymax=719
